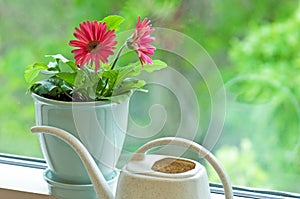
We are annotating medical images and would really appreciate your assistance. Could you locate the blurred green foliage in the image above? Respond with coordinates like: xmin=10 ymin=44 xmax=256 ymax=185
xmin=208 ymin=139 xmax=269 ymax=187
xmin=0 ymin=0 xmax=299 ymax=193
xmin=224 ymin=4 xmax=300 ymax=191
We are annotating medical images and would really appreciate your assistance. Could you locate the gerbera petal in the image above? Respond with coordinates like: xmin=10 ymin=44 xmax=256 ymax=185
xmin=87 ymin=21 xmax=95 ymax=40
xmin=69 ymin=40 xmax=87 ymax=48
xmin=96 ymin=23 xmax=105 ymax=41
xmin=95 ymin=59 xmax=100 ymax=72
xmin=93 ymin=21 xmax=99 ymax=40
xmin=74 ymin=27 xmax=89 ymax=42
xmin=78 ymin=22 xmax=90 ymax=40
xmin=140 ymin=53 xmax=152 ymax=64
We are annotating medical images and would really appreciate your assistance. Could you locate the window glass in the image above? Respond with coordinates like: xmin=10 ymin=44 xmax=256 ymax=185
xmin=0 ymin=0 xmax=299 ymax=193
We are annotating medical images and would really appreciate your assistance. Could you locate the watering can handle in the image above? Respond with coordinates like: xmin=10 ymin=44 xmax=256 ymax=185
xmin=130 ymin=137 xmax=233 ymax=199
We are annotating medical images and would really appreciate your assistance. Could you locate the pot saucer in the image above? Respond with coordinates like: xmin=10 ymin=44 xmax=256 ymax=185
xmin=44 ymin=168 xmax=118 ymax=199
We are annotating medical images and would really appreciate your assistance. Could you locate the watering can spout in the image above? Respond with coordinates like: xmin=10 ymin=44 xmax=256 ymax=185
xmin=31 ymin=126 xmax=115 ymax=199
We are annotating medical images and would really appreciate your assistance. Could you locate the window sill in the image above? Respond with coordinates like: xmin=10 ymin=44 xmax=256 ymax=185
xmin=0 ymin=155 xmax=55 ymax=199
xmin=0 ymin=154 xmax=299 ymax=199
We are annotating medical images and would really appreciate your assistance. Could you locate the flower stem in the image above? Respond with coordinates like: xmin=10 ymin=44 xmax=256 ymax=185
xmin=100 ymin=43 xmax=126 ymax=96
xmin=110 ymin=44 xmax=126 ymax=70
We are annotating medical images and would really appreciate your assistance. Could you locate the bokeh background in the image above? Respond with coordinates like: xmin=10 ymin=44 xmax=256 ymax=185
xmin=0 ymin=0 xmax=299 ymax=192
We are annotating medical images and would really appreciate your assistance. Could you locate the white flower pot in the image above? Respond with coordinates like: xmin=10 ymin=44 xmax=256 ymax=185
xmin=32 ymin=93 xmax=129 ymax=184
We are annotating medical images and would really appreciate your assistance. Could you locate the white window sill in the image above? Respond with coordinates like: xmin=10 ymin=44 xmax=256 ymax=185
xmin=0 ymin=163 xmax=55 ymax=199
xmin=0 ymin=154 xmax=299 ymax=199
xmin=0 ymin=160 xmax=230 ymax=199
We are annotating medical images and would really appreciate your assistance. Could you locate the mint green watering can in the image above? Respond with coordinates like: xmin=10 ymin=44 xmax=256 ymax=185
xmin=31 ymin=126 xmax=233 ymax=199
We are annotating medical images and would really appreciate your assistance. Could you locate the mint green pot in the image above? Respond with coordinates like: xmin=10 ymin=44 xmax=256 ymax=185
xmin=32 ymin=94 xmax=129 ymax=184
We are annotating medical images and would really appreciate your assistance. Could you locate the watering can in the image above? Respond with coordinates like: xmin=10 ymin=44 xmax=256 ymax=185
xmin=31 ymin=126 xmax=233 ymax=199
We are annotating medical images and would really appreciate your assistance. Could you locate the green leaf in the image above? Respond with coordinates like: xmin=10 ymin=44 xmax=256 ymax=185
xmin=31 ymin=77 xmax=62 ymax=96
xmin=66 ymin=61 xmax=77 ymax=72
xmin=31 ymin=80 xmax=57 ymax=95
xmin=142 ymin=60 xmax=168 ymax=73
xmin=101 ymin=15 xmax=125 ymax=30
xmin=56 ymin=72 xmax=77 ymax=87
xmin=102 ymin=70 xmax=119 ymax=96
xmin=46 ymin=54 xmax=77 ymax=72
xmin=30 ymin=77 xmax=73 ymax=101
xmin=112 ymin=59 xmax=167 ymax=88
xmin=40 ymin=70 xmax=58 ymax=75
xmin=73 ymin=69 xmax=86 ymax=87
xmin=70 ymin=68 xmax=105 ymax=100
xmin=24 ymin=62 xmax=48 ymax=83
xmin=113 ymin=78 xmax=146 ymax=95
xmin=45 ymin=54 xmax=69 ymax=63
xmin=115 ymin=63 xmax=141 ymax=86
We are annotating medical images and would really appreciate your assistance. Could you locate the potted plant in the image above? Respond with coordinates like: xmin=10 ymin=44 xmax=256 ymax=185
xmin=24 ymin=15 xmax=167 ymax=198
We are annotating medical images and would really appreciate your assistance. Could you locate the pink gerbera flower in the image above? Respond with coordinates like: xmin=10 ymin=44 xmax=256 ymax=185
xmin=127 ymin=16 xmax=156 ymax=66
xmin=69 ymin=21 xmax=117 ymax=72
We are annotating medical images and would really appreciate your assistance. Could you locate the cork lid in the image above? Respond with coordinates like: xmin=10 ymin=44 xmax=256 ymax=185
xmin=151 ymin=157 xmax=196 ymax=174
xmin=125 ymin=154 xmax=202 ymax=178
